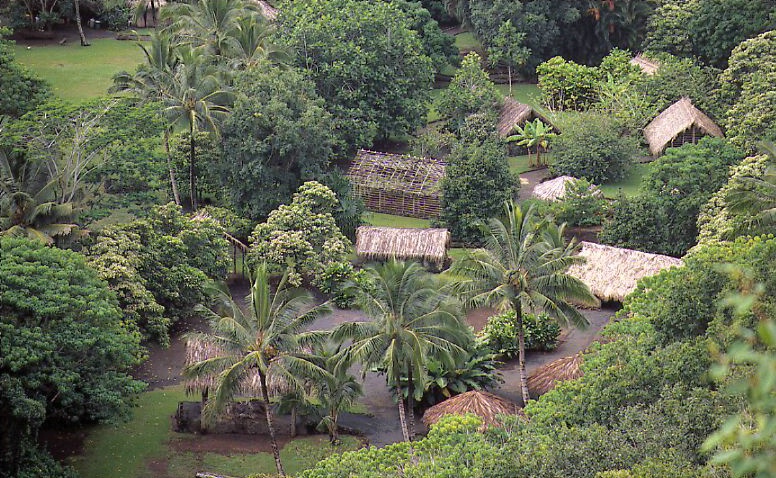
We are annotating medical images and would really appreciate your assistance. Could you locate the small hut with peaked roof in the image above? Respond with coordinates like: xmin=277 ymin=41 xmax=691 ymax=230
xmin=347 ymin=150 xmax=446 ymax=219
xmin=422 ymin=391 xmax=525 ymax=430
xmin=643 ymin=98 xmax=724 ymax=156
xmin=355 ymin=226 xmax=450 ymax=270
xmin=532 ymin=176 xmax=603 ymax=202
xmin=527 ymin=352 xmax=584 ymax=396
xmin=630 ymin=53 xmax=660 ymax=75
xmin=568 ymin=241 xmax=684 ymax=303
xmin=498 ymin=97 xmax=557 ymax=137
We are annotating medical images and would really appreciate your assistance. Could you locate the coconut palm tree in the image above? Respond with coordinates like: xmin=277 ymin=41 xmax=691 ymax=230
xmin=451 ymin=201 xmax=597 ymax=404
xmin=183 ymin=263 xmax=331 ymax=476
xmin=332 ymin=260 xmax=469 ymax=441
xmin=726 ymin=142 xmax=776 ymax=233
xmin=312 ymin=341 xmax=363 ymax=445
xmin=226 ymin=14 xmax=292 ymax=69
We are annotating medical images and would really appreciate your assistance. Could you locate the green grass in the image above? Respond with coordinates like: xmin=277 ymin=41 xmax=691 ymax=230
xmin=599 ymin=162 xmax=651 ymax=198
xmin=365 ymin=212 xmax=431 ymax=228
xmin=494 ymin=83 xmax=543 ymax=108
xmin=508 ymin=154 xmax=547 ymax=175
xmin=13 ymin=38 xmax=144 ymax=101
xmin=454 ymin=31 xmax=482 ymax=51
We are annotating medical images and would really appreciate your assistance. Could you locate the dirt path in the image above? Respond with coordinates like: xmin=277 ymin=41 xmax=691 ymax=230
xmin=518 ymin=168 xmax=551 ymax=201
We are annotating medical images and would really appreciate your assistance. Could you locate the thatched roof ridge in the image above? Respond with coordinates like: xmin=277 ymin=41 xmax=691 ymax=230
xmin=533 ymin=176 xmax=578 ymax=201
xmin=528 ymin=352 xmax=584 ymax=396
xmin=630 ymin=53 xmax=660 ymax=75
xmin=184 ymin=337 xmax=292 ymax=398
xmin=356 ymin=226 xmax=450 ymax=269
xmin=422 ymin=390 xmax=525 ymax=430
xmin=643 ymin=97 xmax=724 ymax=156
xmin=498 ymin=97 xmax=556 ymax=137
xmin=568 ymin=241 xmax=684 ymax=303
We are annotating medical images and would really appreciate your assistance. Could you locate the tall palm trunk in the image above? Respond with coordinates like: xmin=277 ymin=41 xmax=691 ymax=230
xmin=189 ymin=122 xmax=197 ymax=210
xmin=74 ymin=0 xmax=90 ymax=46
xmin=407 ymin=365 xmax=416 ymax=440
xmin=163 ymin=129 xmax=181 ymax=206
xmin=398 ymin=394 xmax=410 ymax=442
xmin=290 ymin=405 xmax=297 ymax=438
xmin=259 ymin=372 xmax=285 ymax=477
xmin=508 ymin=64 xmax=512 ymax=96
xmin=515 ymin=303 xmax=530 ymax=404
xmin=329 ymin=407 xmax=340 ymax=445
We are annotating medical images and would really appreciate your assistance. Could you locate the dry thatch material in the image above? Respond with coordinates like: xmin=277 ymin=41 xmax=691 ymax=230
xmin=532 ymin=176 xmax=578 ymax=201
xmin=356 ymin=226 xmax=450 ymax=270
xmin=347 ymin=149 xmax=446 ymax=219
xmin=527 ymin=352 xmax=584 ymax=396
xmin=184 ymin=337 xmax=292 ymax=399
xmin=422 ymin=391 xmax=525 ymax=430
xmin=568 ymin=241 xmax=684 ymax=303
xmin=497 ymin=97 xmax=557 ymax=137
xmin=254 ymin=0 xmax=278 ymax=20
xmin=643 ymin=97 xmax=724 ymax=156
xmin=630 ymin=53 xmax=660 ymax=75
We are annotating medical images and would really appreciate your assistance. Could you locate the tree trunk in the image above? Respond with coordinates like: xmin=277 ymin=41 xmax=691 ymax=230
xmin=407 ymin=365 xmax=415 ymax=440
xmin=73 ymin=0 xmax=90 ymax=46
xmin=508 ymin=65 xmax=512 ymax=96
xmin=398 ymin=395 xmax=410 ymax=442
xmin=259 ymin=372 xmax=285 ymax=477
xmin=290 ymin=405 xmax=297 ymax=438
xmin=189 ymin=124 xmax=197 ymax=210
xmin=163 ymin=129 xmax=181 ymax=206
xmin=536 ymin=147 xmax=542 ymax=167
xmin=516 ymin=305 xmax=530 ymax=405
xmin=330 ymin=409 xmax=340 ymax=445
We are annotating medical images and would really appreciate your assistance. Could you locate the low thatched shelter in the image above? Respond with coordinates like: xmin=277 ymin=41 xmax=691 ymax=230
xmin=527 ymin=352 xmax=584 ymax=396
xmin=184 ymin=337 xmax=293 ymax=401
xmin=568 ymin=241 xmax=684 ymax=303
xmin=498 ymin=97 xmax=557 ymax=137
xmin=643 ymin=98 xmax=724 ymax=156
xmin=630 ymin=53 xmax=660 ymax=75
xmin=347 ymin=150 xmax=446 ymax=219
xmin=355 ymin=226 xmax=450 ymax=270
xmin=422 ymin=391 xmax=525 ymax=430
xmin=533 ymin=176 xmax=576 ymax=201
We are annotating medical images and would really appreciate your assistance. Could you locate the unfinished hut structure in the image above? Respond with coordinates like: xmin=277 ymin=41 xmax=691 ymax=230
xmin=347 ymin=150 xmax=446 ymax=219
xmin=422 ymin=391 xmax=525 ymax=431
xmin=643 ymin=98 xmax=724 ymax=157
xmin=527 ymin=353 xmax=584 ymax=397
xmin=630 ymin=53 xmax=660 ymax=75
xmin=355 ymin=226 xmax=451 ymax=270
xmin=568 ymin=241 xmax=684 ymax=303
xmin=497 ymin=97 xmax=558 ymax=137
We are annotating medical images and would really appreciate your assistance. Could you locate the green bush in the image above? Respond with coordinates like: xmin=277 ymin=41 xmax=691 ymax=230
xmin=550 ymin=113 xmax=638 ymax=184
xmin=437 ymin=52 xmax=501 ymax=133
xmin=0 ymin=28 xmax=49 ymax=118
xmin=479 ymin=310 xmax=561 ymax=358
xmin=547 ymin=179 xmax=608 ymax=227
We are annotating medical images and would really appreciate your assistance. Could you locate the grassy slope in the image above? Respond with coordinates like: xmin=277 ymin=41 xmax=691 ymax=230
xmin=13 ymin=39 xmax=143 ymax=101
xmin=365 ymin=212 xmax=431 ymax=228
xmin=599 ymin=162 xmax=650 ymax=198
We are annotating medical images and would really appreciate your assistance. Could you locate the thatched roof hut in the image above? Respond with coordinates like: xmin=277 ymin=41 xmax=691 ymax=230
xmin=643 ymin=98 xmax=724 ymax=156
xmin=568 ymin=241 xmax=684 ymax=303
xmin=533 ymin=176 xmax=577 ymax=201
xmin=527 ymin=352 xmax=584 ymax=396
xmin=355 ymin=226 xmax=450 ymax=270
xmin=497 ymin=97 xmax=557 ymax=137
xmin=184 ymin=337 xmax=293 ymax=399
xmin=630 ymin=53 xmax=660 ymax=75
xmin=422 ymin=391 xmax=525 ymax=430
xmin=347 ymin=150 xmax=446 ymax=219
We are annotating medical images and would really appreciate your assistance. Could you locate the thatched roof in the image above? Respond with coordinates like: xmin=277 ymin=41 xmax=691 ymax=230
xmin=533 ymin=176 xmax=578 ymax=201
xmin=643 ymin=97 xmax=724 ymax=156
xmin=254 ymin=0 xmax=278 ymax=20
xmin=527 ymin=352 xmax=584 ymax=396
xmin=498 ymin=97 xmax=557 ymax=137
xmin=184 ymin=337 xmax=293 ymax=399
xmin=422 ymin=391 xmax=525 ymax=430
xmin=356 ymin=226 xmax=450 ymax=269
xmin=630 ymin=53 xmax=660 ymax=75
xmin=568 ymin=241 xmax=684 ymax=303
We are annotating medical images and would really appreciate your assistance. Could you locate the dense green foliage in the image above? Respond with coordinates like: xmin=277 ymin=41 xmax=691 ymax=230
xmin=0 ymin=29 xmax=49 ymax=118
xmin=389 ymin=0 xmax=458 ymax=73
xmin=278 ymin=0 xmax=433 ymax=149
xmin=550 ymin=112 xmax=637 ymax=184
xmin=544 ymin=179 xmax=608 ymax=227
xmin=437 ymin=52 xmax=501 ymax=133
xmin=220 ymin=65 xmax=335 ymax=219
xmin=247 ymin=181 xmax=351 ymax=288
xmin=601 ymin=139 xmax=746 ymax=256
xmin=479 ymin=310 xmax=562 ymax=357
xmin=0 ymin=238 xmax=144 ymax=477
xmin=439 ymin=131 xmax=515 ymax=243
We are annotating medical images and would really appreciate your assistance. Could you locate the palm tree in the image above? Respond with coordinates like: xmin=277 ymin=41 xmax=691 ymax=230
xmin=451 ymin=201 xmax=597 ymax=404
xmin=726 ymin=142 xmax=776 ymax=233
xmin=73 ymin=0 xmax=90 ymax=46
xmin=313 ymin=342 xmax=363 ymax=445
xmin=162 ymin=49 xmax=232 ymax=209
xmin=332 ymin=260 xmax=469 ymax=441
xmin=183 ymin=264 xmax=331 ymax=476
xmin=226 ymin=14 xmax=292 ymax=69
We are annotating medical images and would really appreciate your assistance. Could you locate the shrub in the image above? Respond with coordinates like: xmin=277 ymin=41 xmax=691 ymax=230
xmin=547 ymin=179 xmax=608 ymax=227
xmin=479 ymin=310 xmax=561 ymax=358
xmin=550 ymin=113 xmax=638 ymax=184
xmin=317 ymin=262 xmax=374 ymax=309
xmin=437 ymin=52 xmax=501 ymax=133
xmin=0 ymin=28 xmax=49 ymax=118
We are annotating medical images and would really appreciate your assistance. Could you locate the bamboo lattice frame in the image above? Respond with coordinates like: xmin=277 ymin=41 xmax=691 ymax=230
xmin=347 ymin=149 xmax=446 ymax=219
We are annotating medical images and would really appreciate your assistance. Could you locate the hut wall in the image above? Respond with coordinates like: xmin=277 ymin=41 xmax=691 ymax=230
xmin=669 ymin=125 xmax=706 ymax=150
xmin=353 ymin=185 xmax=441 ymax=219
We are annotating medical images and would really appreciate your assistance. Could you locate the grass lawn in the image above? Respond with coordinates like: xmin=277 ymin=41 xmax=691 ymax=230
xmin=73 ymin=385 xmax=361 ymax=478
xmin=494 ymin=83 xmax=543 ymax=108
xmin=365 ymin=212 xmax=431 ymax=228
xmin=454 ymin=31 xmax=482 ymax=51
xmin=599 ymin=162 xmax=650 ymax=198
xmin=13 ymin=38 xmax=144 ymax=102
xmin=508 ymin=154 xmax=547 ymax=175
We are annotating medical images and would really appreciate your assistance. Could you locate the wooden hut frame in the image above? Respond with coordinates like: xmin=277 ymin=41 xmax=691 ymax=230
xmin=643 ymin=97 xmax=724 ymax=156
xmin=347 ymin=149 xmax=446 ymax=219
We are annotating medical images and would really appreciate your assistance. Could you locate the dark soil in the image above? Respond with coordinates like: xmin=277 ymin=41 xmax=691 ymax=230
xmin=169 ymin=433 xmax=293 ymax=455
